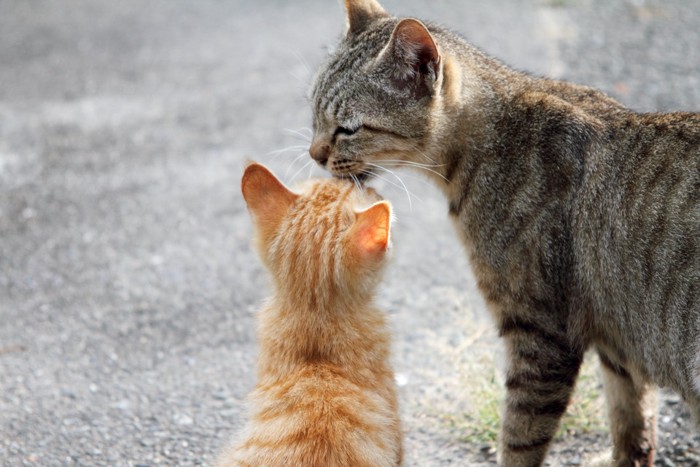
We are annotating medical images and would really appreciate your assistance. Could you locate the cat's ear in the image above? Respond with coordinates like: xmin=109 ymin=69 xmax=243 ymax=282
xmin=241 ymin=162 xmax=298 ymax=233
xmin=344 ymin=0 xmax=388 ymax=36
xmin=351 ymin=200 xmax=392 ymax=262
xmin=382 ymin=18 xmax=441 ymax=99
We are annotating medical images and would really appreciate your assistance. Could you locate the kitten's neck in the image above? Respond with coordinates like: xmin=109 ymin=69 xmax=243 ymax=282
xmin=256 ymin=296 xmax=390 ymax=378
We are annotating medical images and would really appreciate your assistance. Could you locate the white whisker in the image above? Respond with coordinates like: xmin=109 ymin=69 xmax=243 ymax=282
xmin=378 ymin=159 xmax=445 ymax=168
xmin=419 ymin=154 xmax=438 ymax=164
xmin=269 ymin=145 xmax=309 ymax=154
xmin=290 ymin=159 xmax=314 ymax=182
xmin=268 ymin=145 xmax=310 ymax=161
xmin=365 ymin=163 xmax=419 ymax=211
xmin=284 ymin=151 xmax=310 ymax=179
xmin=410 ymin=146 xmax=440 ymax=165
xmin=292 ymin=50 xmax=312 ymax=77
xmin=283 ymin=128 xmax=313 ymax=142
xmin=380 ymin=160 xmax=448 ymax=182
xmin=350 ymin=173 xmax=364 ymax=193
xmin=289 ymin=51 xmax=312 ymax=87
xmin=378 ymin=167 xmax=435 ymax=188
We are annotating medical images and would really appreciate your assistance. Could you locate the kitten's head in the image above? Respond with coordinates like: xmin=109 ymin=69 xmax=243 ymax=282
xmin=309 ymin=0 xmax=443 ymax=181
xmin=241 ymin=162 xmax=392 ymax=306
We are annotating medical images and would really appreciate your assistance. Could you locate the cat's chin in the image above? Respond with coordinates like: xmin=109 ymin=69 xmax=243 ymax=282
xmin=334 ymin=170 xmax=373 ymax=184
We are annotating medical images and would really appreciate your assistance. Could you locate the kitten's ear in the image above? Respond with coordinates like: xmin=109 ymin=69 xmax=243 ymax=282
xmin=351 ymin=201 xmax=392 ymax=261
xmin=383 ymin=18 xmax=441 ymax=99
xmin=344 ymin=0 xmax=388 ymax=36
xmin=241 ymin=163 xmax=298 ymax=233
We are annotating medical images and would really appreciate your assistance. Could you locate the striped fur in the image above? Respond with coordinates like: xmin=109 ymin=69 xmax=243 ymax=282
xmin=218 ymin=163 xmax=402 ymax=467
xmin=309 ymin=1 xmax=700 ymax=465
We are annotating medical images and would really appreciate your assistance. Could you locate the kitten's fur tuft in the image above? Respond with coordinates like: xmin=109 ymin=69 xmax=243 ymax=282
xmin=310 ymin=1 xmax=700 ymax=465
xmin=217 ymin=163 xmax=402 ymax=467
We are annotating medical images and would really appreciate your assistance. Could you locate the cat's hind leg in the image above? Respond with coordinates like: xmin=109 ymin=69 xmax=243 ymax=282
xmin=598 ymin=349 xmax=656 ymax=467
xmin=690 ymin=349 xmax=700 ymax=427
xmin=498 ymin=318 xmax=584 ymax=467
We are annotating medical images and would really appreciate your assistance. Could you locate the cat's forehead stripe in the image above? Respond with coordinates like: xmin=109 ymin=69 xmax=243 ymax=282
xmin=314 ymin=25 xmax=393 ymax=123
xmin=315 ymin=42 xmax=363 ymax=104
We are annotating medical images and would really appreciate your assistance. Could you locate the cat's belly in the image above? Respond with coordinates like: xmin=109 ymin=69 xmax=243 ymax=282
xmin=584 ymin=264 xmax=700 ymax=398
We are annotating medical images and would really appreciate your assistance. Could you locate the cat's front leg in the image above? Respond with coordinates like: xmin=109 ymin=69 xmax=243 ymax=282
xmin=498 ymin=317 xmax=584 ymax=467
xmin=598 ymin=349 xmax=656 ymax=467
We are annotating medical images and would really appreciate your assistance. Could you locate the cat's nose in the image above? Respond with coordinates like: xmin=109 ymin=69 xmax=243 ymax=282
xmin=309 ymin=141 xmax=330 ymax=167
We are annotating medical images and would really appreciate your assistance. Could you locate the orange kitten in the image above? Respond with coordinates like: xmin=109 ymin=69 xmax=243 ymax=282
xmin=217 ymin=163 xmax=402 ymax=467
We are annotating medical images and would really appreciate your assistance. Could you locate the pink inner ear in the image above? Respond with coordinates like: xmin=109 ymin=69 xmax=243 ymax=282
xmin=394 ymin=19 xmax=439 ymax=65
xmin=354 ymin=201 xmax=391 ymax=257
xmin=241 ymin=163 xmax=296 ymax=211
xmin=358 ymin=222 xmax=388 ymax=253
xmin=241 ymin=163 xmax=297 ymax=231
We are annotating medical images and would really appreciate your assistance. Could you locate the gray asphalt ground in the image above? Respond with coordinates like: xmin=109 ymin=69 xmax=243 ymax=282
xmin=1 ymin=1 xmax=700 ymax=466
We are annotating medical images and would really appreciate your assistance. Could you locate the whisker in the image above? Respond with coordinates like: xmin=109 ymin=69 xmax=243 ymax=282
xmin=290 ymin=159 xmax=314 ymax=182
xmin=365 ymin=163 xmax=420 ymax=211
xmin=307 ymin=159 xmax=315 ymax=179
xmin=378 ymin=159 xmax=446 ymax=168
xmin=350 ymin=173 xmax=364 ymax=193
xmin=283 ymin=128 xmax=313 ymax=142
xmin=268 ymin=145 xmax=310 ymax=161
xmin=292 ymin=50 xmax=312 ymax=77
xmin=380 ymin=147 xmax=438 ymax=165
xmin=269 ymin=145 xmax=309 ymax=154
xmin=367 ymin=170 xmax=414 ymax=212
xmin=289 ymin=51 xmax=313 ymax=87
xmin=407 ymin=145 xmax=440 ymax=165
xmin=380 ymin=161 xmax=448 ymax=182
xmin=284 ymin=151 xmax=310 ymax=179
xmin=378 ymin=167 xmax=435 ymax=188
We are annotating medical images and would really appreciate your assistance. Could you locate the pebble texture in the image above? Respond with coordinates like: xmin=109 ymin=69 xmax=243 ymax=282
xmin=1 ymin=0 xmax=699 ymax=465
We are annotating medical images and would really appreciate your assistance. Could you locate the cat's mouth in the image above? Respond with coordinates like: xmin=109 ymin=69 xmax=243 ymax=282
xmin=329 ymin=159 xmax=374 ymax=184
xmin=335 ymin=169 xmax=374 ymax=186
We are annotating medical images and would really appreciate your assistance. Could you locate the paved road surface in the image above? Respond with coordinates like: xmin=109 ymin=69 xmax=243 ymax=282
xmin=2 ymin=1 xmax=699 ymax=465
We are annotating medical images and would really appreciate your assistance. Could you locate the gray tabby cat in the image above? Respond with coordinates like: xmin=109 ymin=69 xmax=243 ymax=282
xmin=308 ymin=0 xmax=700 ymax=465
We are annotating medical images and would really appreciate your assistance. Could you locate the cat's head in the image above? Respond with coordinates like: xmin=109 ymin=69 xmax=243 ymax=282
xmin=309 ymin=0 xmax=445 ymax=182
xmin=241 ymin=162 xmax=392 ymax=305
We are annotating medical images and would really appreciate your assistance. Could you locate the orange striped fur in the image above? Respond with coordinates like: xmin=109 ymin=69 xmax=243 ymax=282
xmin=217 ymin=163 xmax=402 ymax=467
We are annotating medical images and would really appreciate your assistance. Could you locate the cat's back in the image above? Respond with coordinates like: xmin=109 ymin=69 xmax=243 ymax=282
xmin=504 ymin=76 xmax=700 ymax=390
xmin=221 ymin=360 xmax=401 ymax=467
xmin=574 ymin=107 xmax=700 ymax=278
xmin=569 ymin=96 xmax=700 ymax=391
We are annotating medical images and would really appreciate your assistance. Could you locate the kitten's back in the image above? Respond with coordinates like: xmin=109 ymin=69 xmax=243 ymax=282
xmin=223 ymin=362 xmax=399 ymax=467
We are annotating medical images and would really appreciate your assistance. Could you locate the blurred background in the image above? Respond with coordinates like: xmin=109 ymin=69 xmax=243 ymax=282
xmin=1 ymin=0 xmax=699 ymax=465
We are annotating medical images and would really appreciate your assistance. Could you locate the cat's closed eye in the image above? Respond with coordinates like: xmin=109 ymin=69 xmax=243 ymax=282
xmin=334 ymin=126 xmax=359 ymax=138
